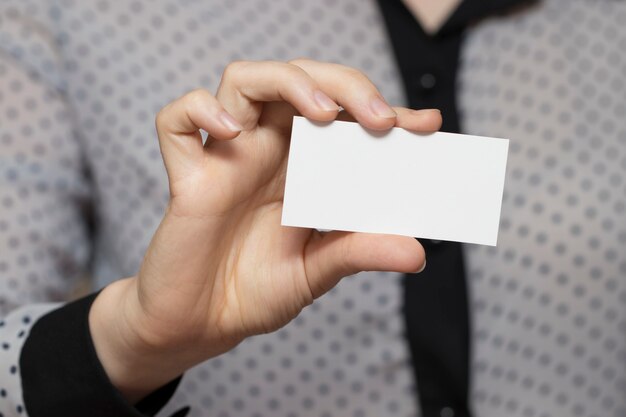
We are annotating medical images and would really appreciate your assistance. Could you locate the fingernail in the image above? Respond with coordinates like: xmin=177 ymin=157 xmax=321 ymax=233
xmin=219 ymin=111 xmax=243 ymax=132
xmin=370 ymin=97 xmax=397 ymax=118
xmin=417 ymin=108 xmax=441 ymax=115
xmin=314 ymin=90 xmax=339 ymax=112
xmin=416 ymin=260 xmax=427 ymax=273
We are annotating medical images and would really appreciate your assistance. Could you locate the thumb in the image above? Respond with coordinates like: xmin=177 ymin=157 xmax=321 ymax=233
xmin=303 ymin=231 xmax=426 ymax=299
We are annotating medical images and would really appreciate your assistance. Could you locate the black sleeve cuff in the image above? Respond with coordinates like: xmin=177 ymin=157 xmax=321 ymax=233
xmin=20 ymin=292 xmax=187 ymax=417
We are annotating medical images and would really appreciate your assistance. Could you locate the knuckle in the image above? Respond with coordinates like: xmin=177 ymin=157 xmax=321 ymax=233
xmin=342 ymin=66 xmax=369 ymax=84
xmin=287 ymin=57 xmax=312 ymax=67
xmin=184 ymin=88 xmax=212 ymax=111
xmin=222 ymin=60 xmax=249 ymax=83
xmin=283 ymin=62 xmax=308 ymax=79
xmin=154 ymin=105 xmax=170 ymax=131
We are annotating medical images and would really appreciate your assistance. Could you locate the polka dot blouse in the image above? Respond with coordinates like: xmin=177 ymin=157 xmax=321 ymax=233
xmin=0 ymin=0 xmax=624 ymax=416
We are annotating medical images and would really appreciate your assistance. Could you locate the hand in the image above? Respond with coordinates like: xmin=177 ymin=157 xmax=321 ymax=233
xmin=88 ymin=59 xmax=442 ymax=402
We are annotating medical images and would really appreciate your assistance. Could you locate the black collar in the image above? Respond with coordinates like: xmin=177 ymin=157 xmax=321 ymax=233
xmin=426 ymin=0 xmax=538 ymax=36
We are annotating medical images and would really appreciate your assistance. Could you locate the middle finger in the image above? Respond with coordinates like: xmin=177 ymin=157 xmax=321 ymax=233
xmin=290 ymin=59 xmax=399 ymax=131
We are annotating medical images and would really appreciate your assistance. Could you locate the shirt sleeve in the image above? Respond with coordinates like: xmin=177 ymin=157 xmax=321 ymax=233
xmin=0 ymin=297 xmax=186 ymax=417
xmin=19 ymin=293 xmax=186 ymax=417
xmin=0 ymin=304 xmax=60 ymax=416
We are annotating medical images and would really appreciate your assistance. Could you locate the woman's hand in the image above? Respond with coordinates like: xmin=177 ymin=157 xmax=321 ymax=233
xmin=88 ymin=60 xmax=442 ymax=403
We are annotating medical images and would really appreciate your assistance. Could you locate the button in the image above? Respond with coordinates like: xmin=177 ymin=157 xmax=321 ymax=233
xmin=440 ymin=407 xmax=455 ymax=417
xmin=412 ymin=71 xmax=439 ymax=97
xmin=420 ymin=72 xmax=437 ymax=90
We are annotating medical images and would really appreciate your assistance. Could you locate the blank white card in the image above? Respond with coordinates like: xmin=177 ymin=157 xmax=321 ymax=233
xmin=282 ymin=116 xmax=509 ymax=246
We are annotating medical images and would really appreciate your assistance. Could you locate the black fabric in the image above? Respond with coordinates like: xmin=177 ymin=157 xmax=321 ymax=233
xmin=376 ymin=0 xmax=532 ymax=416
xmin=376 ymin=1 xmax=471 ymax=415
xmin=378 ymin=0 xmax=464 ymax=133
xmin=405 ymin=242 xmax=469 ymax=416
xmin=441 ymin=0 xmax=538 ymax=35
xmin=20 ymin=292 xmax=188 ymax=417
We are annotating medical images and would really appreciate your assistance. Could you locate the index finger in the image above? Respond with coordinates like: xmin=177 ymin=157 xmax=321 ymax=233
xmin=215 ymin=61 xmax=340 ymax=129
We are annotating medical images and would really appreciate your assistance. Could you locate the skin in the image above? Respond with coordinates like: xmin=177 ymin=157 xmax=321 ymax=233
xmin=88 ymin=59 xmax=442 ymax=403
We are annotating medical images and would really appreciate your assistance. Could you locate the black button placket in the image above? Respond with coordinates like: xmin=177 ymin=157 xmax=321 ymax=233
xmin=375 ymin=1 xmax=472 ymax=416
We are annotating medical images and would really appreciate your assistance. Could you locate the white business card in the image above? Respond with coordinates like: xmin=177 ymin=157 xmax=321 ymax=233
xmin=282 ymin=116 xmax=509 ymax=246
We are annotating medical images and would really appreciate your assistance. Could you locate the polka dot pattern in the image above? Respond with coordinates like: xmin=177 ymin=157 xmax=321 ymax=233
xmin=0 ymin=0 xmax=624 ymax=416
xmin=0 ymin=305 xmax=58 ymax=416
xmin=1 ymin=1 xmax=413 ymax=416
xmin=459 ymin=1 xmax=626 ymax=416
xmin=0 ymin=44 xmax=91 ymax=313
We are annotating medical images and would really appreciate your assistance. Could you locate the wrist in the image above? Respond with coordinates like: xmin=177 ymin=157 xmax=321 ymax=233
xmin=88 ymin=277 xmax=186 ymax=403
